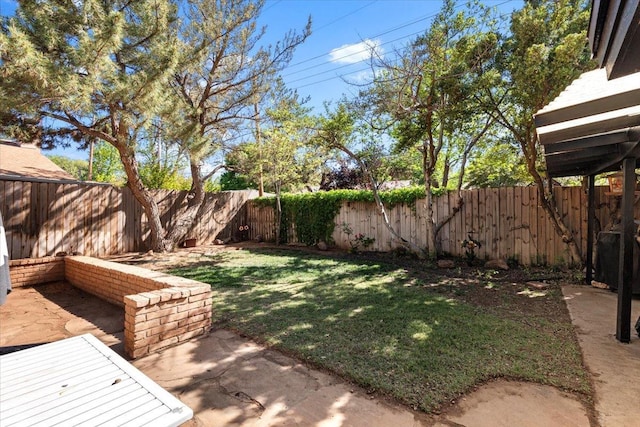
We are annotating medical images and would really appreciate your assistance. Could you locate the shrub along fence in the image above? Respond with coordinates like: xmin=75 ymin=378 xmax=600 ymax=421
xmin=247 ymin=186 xmax=639 ymax=266
xmin=2 ymin=176 xmax=635 ymax=266
xmin=0 ymin=176 xmax=256 ymax=260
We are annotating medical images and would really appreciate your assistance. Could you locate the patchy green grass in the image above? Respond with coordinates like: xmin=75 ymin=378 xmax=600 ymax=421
xmin=170 ymin=248 xmax=590 ymax=412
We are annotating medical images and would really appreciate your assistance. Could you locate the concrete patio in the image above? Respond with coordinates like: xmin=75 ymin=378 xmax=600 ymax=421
xmin=1 ymin=281 xmax=638 ymax=426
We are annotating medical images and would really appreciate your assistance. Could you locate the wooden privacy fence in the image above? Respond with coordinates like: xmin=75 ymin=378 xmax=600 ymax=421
xmin=0 ymin=177 xmax=256 ymax=260
xmin=247 ymin=186 xmax=640 ymax=265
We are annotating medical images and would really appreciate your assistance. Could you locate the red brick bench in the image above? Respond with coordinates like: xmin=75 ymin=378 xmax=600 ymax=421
xmin=9 ymin=256 xmax=212 ymax=359
xmin=64 ymin=256 xmax=212 ymax=359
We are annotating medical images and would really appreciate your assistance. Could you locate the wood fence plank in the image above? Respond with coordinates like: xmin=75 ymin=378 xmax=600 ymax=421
xmin=455 ymin=192 xmax=462 ymax=254
xmin=80 ymin=184 xmax=89 ymax=255
xmin=521 ymin=186 xmax=528 ymax=264
xmin=3 ymin=181 xmax=13 ymax=258
xmin=475 ymin=188 xmax=486 ymax=260
xmin=53 ymin=184 xmax=64 ymax=254
xmin=109 ymin=187 xmax=118 ymax=254
xmin=94 ymin=186 xmax=103 ymax=255
xmin=21 ymin=182 xmax=30 ymax=258
xmin=0 ymin=181 xmax=15 ymax=259
xmin=71 ymin=182 xmax=79 ymax=256
xmin=2 ymin=181 xmax=13 ymax=258
xmin=45 ymin=184 xmax=56 ymax=255
xmin=22 ymin=182 xmax=33 ymax=258
xmin=579 ymin=185 xmax=589 ymax=257
xmin=485 ymin=188 xmax=497 ymax=259
xmin=33 ymin=183 xmax=47 ymax=257
xmin=527 ymin=187 xmax=537 ymax=265
xmin=409 ymin=204 xmax=417 ymax=248
xmin=570 ymin=187 xmax=582 ymax=259
xmin=440 ymin=194 xmax=449 ymax=254
xmin=501 ymin=187 xmax=510 ymax=259
xmin=2 ymin=181 xmax=14 ymax=259
xmin=538 ymin=190 xmax=549 ymax=265
xmin=381 ymin=203 xmax=388 ymax=251
xmin=554 ymin=187 xmax=565 ymax=264
xmin=61 ymin=184 xmax=70 ymax=254
xmin=559 ymin=188 xmax=567 ymax=263
xmin=513 ymin=187 xmax=522 ymax=264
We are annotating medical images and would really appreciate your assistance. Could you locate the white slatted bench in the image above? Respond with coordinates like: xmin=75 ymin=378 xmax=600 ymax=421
xmin=0 ymin=334 xmax=192 ymax=427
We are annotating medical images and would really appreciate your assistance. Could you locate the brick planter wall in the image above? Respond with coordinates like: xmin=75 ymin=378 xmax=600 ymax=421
xmin=8 ymin=257 xmax=65 ymax=288
xmin=65 ymin=256 xmax=212 ymax=359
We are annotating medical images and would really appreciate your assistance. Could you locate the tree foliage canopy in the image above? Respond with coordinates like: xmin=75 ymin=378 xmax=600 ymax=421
xmin=1 ymin=0 xmax=309 ymax=251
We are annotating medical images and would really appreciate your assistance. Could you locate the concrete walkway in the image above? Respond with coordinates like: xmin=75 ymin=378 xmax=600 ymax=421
xmin=2 ymin=282 xmax=638 ymax=426
xmin=562 ymin=285 xmax=640 ymax=427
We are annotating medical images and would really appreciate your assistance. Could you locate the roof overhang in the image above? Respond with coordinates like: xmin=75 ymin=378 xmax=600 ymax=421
xmin=589 ymin=0 xmax=640 ymax=79
xmin=535 ymin=69 xmax=640 ymax=177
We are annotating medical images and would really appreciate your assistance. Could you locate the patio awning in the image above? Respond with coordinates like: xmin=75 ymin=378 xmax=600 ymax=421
xmin=534 ymin=68 xmax=640 ymax=177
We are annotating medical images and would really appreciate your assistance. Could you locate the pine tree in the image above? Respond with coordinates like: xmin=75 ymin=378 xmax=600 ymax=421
xmin=1 ymin=0 xmax=309 ymax=251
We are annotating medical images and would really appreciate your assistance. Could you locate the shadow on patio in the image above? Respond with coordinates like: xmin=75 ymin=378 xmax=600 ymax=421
xmin=0 ymin=282 xmax=124 ymax=355
xmin=2 ymin=278 xmax=626 ymax=426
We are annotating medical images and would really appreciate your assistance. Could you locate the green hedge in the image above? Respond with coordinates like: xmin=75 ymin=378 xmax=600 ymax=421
xmin=254 ymin=186 xmax=447 ymax=245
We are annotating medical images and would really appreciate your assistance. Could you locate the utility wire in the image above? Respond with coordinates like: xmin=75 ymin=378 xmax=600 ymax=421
xmin=284 ymin=5 xmax=453 ymax=72
xmin=286 ymin=0 xmax=516 ymax=90
xmin=313 ymin=0 xmax=378 ymax=33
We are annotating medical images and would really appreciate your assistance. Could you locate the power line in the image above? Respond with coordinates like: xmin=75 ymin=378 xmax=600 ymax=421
xmin=284 ymin=3 xmax=455 ymax=72
xmin=287 ymin=0 xmax=515 ymax=75
xmin=285 ymin=0 xmax=516 ymax=91
xmin=313 ymin=1 xmax=378 ymax=33
xmin=263 ymin=0 xmax=283 ymax=13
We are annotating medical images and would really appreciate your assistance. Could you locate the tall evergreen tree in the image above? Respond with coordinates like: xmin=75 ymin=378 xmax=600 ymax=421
xmin=1 ymin=0 xmax=180 ymax=250
xmin=1 ymin=0 xmax=309 ymax=251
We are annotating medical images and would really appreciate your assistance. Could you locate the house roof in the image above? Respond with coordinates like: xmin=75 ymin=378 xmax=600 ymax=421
xmin=0 ymin=141 xmax=77 ymax=181
xmin=534 ymin=68 xmax=640 ymax=177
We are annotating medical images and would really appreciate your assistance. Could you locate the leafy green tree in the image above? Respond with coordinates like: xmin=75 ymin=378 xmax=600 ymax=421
xmin=364 ymin=0 xmax=498 ymax=258
xmin=315 ymin=102 xmax=428 ymax=257
xmin=232 ymin=81 xmax=322 ymax=242
xmin=464 ymin=139 xmax=531 ymax=188
xmin=163 ymin=0 xmax=310 ymax=246
xmin=219 ymin=170 xmax=256 ymax=191
xmin=487 ymin=0 xmax=593 ymax=264
xmin=1 ymin=0 xmax=180 ymax=250
xmin=136 ymin=130 xmax=190 ymax=190
xmin=47 ymin=155 xmax=89 ymax=180
xmin=91 ymin=141 xmax=125 ymax=185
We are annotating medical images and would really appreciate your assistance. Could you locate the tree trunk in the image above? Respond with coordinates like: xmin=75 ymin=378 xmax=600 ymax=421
xmin=422 ymin=134 xmax=438 ymax=259
xmin=332 ymin=141 xmax=425 ymax=257
xmin=164 ymin=161 xmax=208 ymax=249
xmin=423 ymin=171 xmax=437 ymax=259
xmin=441 ymin=152 xmax=450 ymax=188
xmin=115 ymin=142 xmax=170 ymax=253
xmin=523 ymin=140 xmax=582 ymax=266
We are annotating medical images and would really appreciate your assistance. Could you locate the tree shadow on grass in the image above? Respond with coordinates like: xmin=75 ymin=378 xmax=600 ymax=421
xmin=168 ymin=247 xmax=591 ymax=412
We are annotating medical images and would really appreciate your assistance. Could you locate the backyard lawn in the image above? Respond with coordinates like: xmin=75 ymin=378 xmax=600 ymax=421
xmin=170 ymin=248 xmax=591 ymax=412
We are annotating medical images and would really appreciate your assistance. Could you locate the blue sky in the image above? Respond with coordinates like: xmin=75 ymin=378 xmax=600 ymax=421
xmin=261 ymin=0 xmax=521 ymax=111
xmin=1 ymin=0 xmax=522 ymax=160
